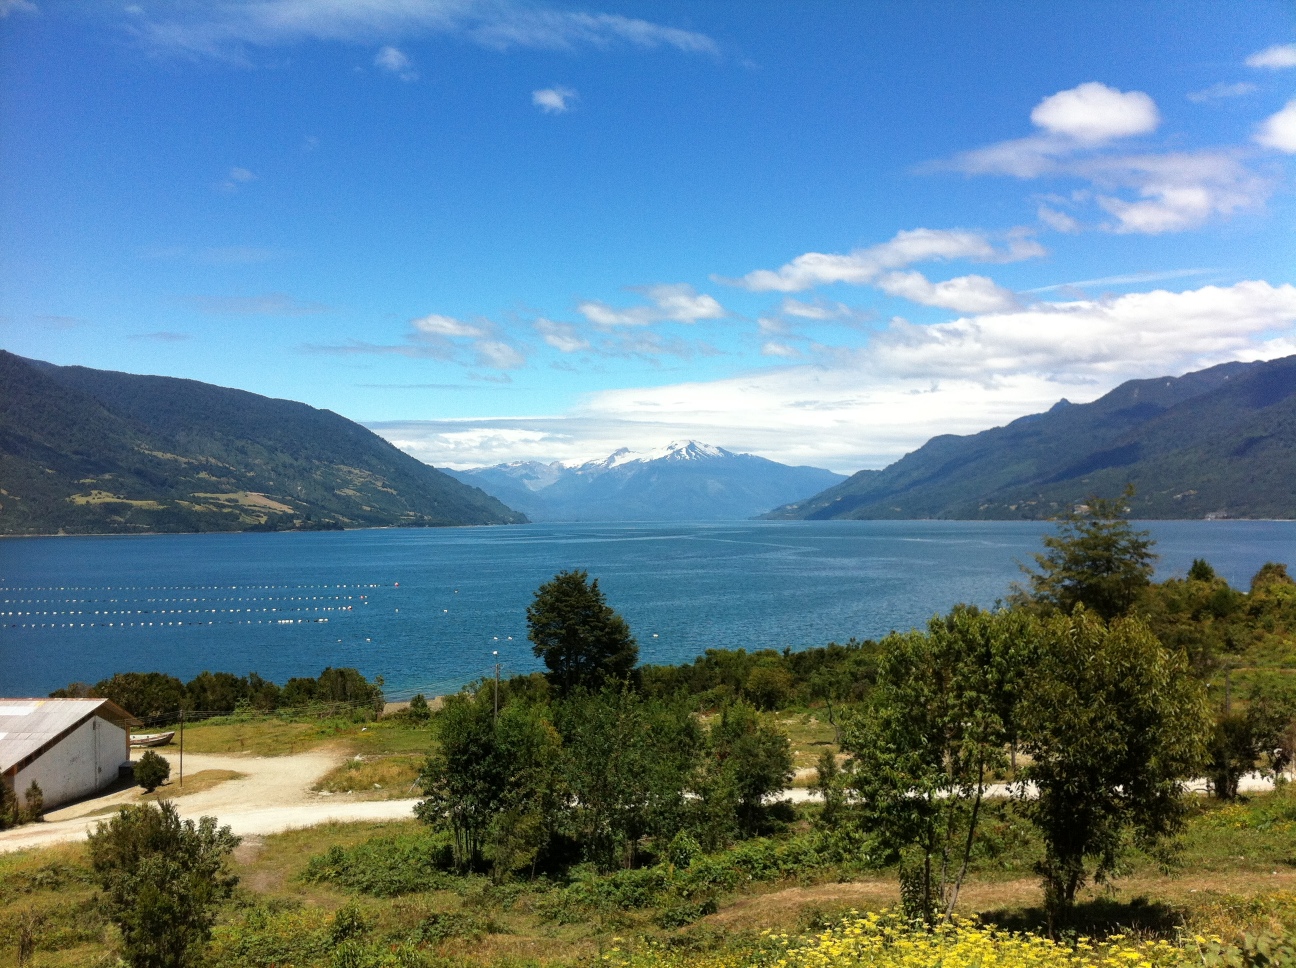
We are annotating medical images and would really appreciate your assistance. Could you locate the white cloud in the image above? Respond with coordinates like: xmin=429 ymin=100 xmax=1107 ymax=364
xmin=371 ymin=280 xmax=1296 ymax=472
xmin=1255 ymin=99 xmax=1296 ymax=153
xmin=412 ymin=313 xmax=485 ymax=338
xmin=1246 ymin=43 xmax=1296 ymax=69
xmin=374 ymin=45 xmax=418 ymax=81
xmin=1084 ymin=151 xmax=1269 ymax=233
xmin=876 ymin=271 xmax=1017 ymax=313
xmin=218 ymin=166 xmax=258 ymax=192
xmin=535 ymin=319 xmax=590 ymax=352
xmin=733 ymin=228 xmax=1043 ymax=293
xmin=579 ymin=283 xmax=726 ymax=326
xmin=947 ymin=83 xmax=1272 ymax=235
xmin=1187 ymin=81 xmax=1257 ymax=103
xmin=0 ymin=0 xmax=37 ymax=16
xmin=308 ymin=311 xmax=524 ymax=369
xmin=532 ymin=86 xmax=576 ymax=113
xmin=132 ymin=0 xmax=718 ymax=60
xmin=1029 ymin=82 xmax=1159 ymax=143
xmin=475 ymin=340 xmax=527 ymax=369
xmin=761 ymin=341 xmax=801 ymax=358
xmin=1037 ymin=205 xmax=1080 ymax=232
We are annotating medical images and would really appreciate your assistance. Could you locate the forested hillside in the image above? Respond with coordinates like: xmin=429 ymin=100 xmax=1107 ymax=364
xmin=767 ymin=355 xmax=1296 ymax=520
xmin=0 ymin=352 xmax=525 ymax=534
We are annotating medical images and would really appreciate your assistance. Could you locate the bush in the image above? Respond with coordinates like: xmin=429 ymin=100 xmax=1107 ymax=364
xmin=21 ymin=782 xmax=43 ymax=823
xmin=302 ymin=834 xmax=454 ymax=896
xmin=135 ymin=751 xmax=171 ymax=793
xmin=86 ymin=801 xmax=239 ymax=968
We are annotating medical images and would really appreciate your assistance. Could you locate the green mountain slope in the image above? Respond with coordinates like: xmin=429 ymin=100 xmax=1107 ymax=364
xmin=0 ymin=352 xmax=526 ymax=534
xmin=765 ymin=355 xmax=1296 ymax=520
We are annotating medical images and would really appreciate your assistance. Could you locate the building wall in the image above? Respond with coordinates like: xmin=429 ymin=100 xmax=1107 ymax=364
xmin=14 ymin=715 xmax=129 ymax=809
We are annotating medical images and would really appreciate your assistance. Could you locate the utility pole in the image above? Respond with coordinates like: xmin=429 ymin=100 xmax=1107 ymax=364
xmin=179 ymin=707 xmax=185 ymax=789
xmin=493 ymin=651 xmax=500 ymax=721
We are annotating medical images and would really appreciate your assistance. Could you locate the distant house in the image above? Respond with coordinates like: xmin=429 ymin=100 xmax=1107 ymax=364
xmin=0 ymin=698 xmax=139 ymax=809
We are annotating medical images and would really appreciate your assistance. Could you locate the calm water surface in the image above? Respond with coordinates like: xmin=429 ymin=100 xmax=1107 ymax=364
xmin=1 ymin=520 xmax=1292 ymax=698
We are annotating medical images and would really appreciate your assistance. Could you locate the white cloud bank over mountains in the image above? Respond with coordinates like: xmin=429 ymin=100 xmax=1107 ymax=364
xmin=373 ymin=280 xmax=1296 ymax=472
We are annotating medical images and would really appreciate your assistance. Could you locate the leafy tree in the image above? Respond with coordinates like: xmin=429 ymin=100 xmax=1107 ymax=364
xmin=184 ymin=671 xmax=249 ymax=713
xmin=135 ymin=751 xmax=171 ymax=793
xmin=1016 ymin=608 xmax=1209 ymax=924
xmin=527 ymin=570 xmax=638 ymax=697
xmin=0 ymin=779 xmax=16 ymax=830
xmin=415 ymin=687 xmax=561 ymax=875
xmin=86 ymin=801 xmax=239 ymax=968
xmin=93 ymin=672 xmax=187 ymax=720
xmin=1019 ymin=489 xmax=1156 ymax=621
xmin=842 ymin=606 xmax=1034 ymax=922
xmin=407 ymin=693 xmax=431 ymax=721
xmin=557 ymin=685 xmax=698 ymax=870
xmin=743 ymin=664 xmax=794 ymax=710
xmin=697 ymin=701 xmax=793 ymax=840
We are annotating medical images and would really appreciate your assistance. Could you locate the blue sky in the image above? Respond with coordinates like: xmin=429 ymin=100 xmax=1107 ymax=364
xmin=2 ymin=1 xmax=1294 ymax=471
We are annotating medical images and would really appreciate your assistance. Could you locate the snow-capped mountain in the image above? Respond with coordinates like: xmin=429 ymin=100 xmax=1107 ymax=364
xmin=444 ymin=441 xmax=846 ymax=522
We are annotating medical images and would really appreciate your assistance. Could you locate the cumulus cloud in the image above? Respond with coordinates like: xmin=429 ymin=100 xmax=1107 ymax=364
xmin=875 ymin=271 xmax=1017 ymax=313
xmin=374 ymin=45 xmax=418 ymax=80
xmin=579 ymin=283 xmax=726 ymax=326
xmin=732 ymin=228 xmax=1043 ymax=293
xmin=532 ymin=86 xmax=576 ymax=113
xmin=1246 ymin=43 xmax=1296 ymax=69
xmin=130 ymin=0 xmax=718 ymax=61
xmin=369 ymin=280 xmax=1296 ymax=472
xmin=1187 ymin=81 xmax=1257 ymax=104
xmin=1029 ymin=82 xmax=1160 ymax=143
xmin=1255 ymin=99 xmax=1296 ymax=153
xmin=946 ymin=82 xmax=1272 ymax=234
xmin=218 ymin=166 xmax=258 ymax=192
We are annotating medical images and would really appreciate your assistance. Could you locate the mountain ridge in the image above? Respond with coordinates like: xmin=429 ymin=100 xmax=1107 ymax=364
xmin=765 ymin=355 xmax=1296 ymax=521
xmin=0 ymin=352 xmax=525 ymax=535
xmin=447 ymin=440 xmax=846 ymax=522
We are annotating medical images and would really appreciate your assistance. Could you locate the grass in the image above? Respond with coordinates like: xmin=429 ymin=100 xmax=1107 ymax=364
xmin=141 ymin=769 xmax=247 ymax=801
xmin=313 ymin=756 xmax=423 ymax=798
xmin=157 ymin=710 xmax=435 ymax=758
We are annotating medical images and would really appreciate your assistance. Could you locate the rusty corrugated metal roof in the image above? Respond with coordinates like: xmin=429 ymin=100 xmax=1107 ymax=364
xmin=0 ymin=698 xmax=140 ymax=773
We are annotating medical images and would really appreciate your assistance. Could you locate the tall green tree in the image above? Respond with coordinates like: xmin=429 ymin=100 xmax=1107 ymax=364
xmin=842 ymin=606 xmax=1034 ymax=922
xmin=1020 ymin=488 xmax=1156 ymax=621
xmin=415 ymin=687 xmax=561 ymax=874
xmin=689 ymin=700 xmax=793 ymax=846
xmin=556 ymin=685 xmax=698 ymax=870
xmin=527 ymin=570 xmax=638 ymax=697
xmin=1017 ymin=608 xmax=1209 ymax=924
xmin=86 ymin=802 xmax=239 ymax=968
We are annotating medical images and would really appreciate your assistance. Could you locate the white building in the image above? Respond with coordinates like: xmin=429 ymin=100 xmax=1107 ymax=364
xmin=0 ymin=698 xmax=139 ymax=810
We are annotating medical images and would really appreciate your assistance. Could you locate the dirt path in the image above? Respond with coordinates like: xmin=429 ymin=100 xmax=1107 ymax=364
xmin=0 ymin=747 xmax=420 ymax=854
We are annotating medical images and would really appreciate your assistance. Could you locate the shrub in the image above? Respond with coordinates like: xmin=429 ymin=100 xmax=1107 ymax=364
xmin=135 ymin=751 xmax=171 ymax=792
xmin=302 ymin=834 xmax=454 ymax=896
xmin=21 ymin=782 xmax=43 ymax=823
xmin=86 ymin=801 xmax=239 ymax=968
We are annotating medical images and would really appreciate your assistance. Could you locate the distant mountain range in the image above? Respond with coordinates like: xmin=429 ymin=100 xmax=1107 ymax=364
xmin=766 ymin=355 xmax=1296 ymax=521
xmin=0 ymin=352 xmax=525 ymax=535
xmin=446 ymin=441 xmax=846 ymax=522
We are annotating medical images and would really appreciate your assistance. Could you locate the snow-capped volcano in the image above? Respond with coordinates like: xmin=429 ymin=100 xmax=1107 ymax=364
xmin=444 ymin=441 xmax=844 ymax=522
xmin=565 ymin=440 xmax=730 ymax=471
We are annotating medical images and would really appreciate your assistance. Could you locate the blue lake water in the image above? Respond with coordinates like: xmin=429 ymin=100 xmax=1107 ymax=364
xmin=1 ymin=520 xmax=1292 ymax=699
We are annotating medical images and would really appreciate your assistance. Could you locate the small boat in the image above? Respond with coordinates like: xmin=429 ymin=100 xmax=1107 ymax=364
xmin=130 ymin=731 xmax=176 ymax=748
